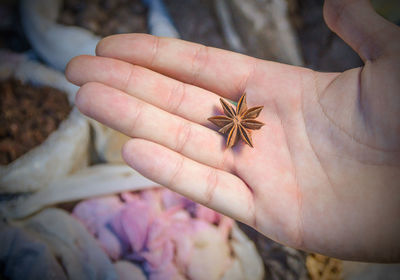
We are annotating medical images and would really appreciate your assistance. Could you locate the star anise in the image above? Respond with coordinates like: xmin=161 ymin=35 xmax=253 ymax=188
xmin=208 ymin=93 xmax=264 ymax=148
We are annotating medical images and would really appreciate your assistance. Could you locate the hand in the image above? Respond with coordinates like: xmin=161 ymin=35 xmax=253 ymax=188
xmin=66 ymin=0 xmax=400 ymax=262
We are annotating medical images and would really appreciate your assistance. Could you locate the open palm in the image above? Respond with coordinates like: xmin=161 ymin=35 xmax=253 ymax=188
xmin=66 ymin=0 xmax=400 ymax=262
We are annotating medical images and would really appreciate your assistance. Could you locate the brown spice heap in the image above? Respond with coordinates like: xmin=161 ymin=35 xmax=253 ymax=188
xmin=0 ymin=79 xmax=72 ymax=165
xmin=58 ymin=0 xmax=148 ymax=38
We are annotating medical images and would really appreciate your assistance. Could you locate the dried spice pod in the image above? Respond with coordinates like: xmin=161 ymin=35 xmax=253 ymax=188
xmin=306 ymin=253 xmax=342 ymax=280
xmin=208 ymin=93 xmax=265 ymax=148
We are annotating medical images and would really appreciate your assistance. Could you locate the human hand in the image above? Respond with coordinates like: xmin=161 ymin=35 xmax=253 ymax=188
xmin=66 ymin=0 xmax=400 ymax=262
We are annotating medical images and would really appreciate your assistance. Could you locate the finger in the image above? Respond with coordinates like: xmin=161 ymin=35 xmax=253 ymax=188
xmin=66 ymin=55 xmax=220 ymax=125
xmin=95 ymin=33 xmax=259 ymax=100
xmin=323 ymin=0 xmax=400 ymax=61
xmin=76 ymin=82 xmax=235 ymax=171
xmin=122 ymin=138 xmax=255 ymax=224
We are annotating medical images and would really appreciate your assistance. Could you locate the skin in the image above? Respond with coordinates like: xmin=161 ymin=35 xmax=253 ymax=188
xmin=65 ymin=0 xmax=400 ymax=262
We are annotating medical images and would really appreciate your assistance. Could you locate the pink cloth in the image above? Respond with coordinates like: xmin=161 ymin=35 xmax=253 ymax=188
xmin=72 ymin=188 xmax=233 ymax=280
xmin=72 ymin=196 xmax=125 ymax=260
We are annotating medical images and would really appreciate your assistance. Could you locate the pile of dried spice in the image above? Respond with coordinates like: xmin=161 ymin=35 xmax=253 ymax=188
xmin=306 ymin=253 xmax=343 ymax=280
xmin=0 ymin=79 xmax=72 ymax=165
xmin=58 ymin=0 xmax=147 ymax=38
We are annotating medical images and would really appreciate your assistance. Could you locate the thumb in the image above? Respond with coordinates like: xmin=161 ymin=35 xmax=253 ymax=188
xmin=323 ymin=0 xmax=400 ymax=61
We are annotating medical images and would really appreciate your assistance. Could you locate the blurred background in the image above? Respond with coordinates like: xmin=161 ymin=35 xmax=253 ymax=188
xmin=0 ymin=0 xmax=399 ymax=280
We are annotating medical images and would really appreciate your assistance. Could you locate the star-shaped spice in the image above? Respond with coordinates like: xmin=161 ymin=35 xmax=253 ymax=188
xmin=208 ymin=93 xmax=264 ymax=148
